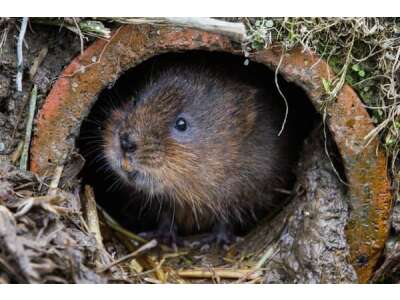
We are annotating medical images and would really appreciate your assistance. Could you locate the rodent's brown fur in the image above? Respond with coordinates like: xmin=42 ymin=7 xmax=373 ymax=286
xmin=102 ymin=57 xmax=304 ymax=235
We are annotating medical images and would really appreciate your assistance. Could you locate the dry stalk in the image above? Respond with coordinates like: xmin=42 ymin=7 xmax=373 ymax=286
xmin=177 ymin=268 xmax=262 ymax=280
xmin=100 ymin=239 xmax=157 ymax=273
xmin=19 ymin=85 xmax=37 ymax=170
xmin=84 ymin=185 xmax=104 ymax=250
xmin=108 ymin=17 xmax=247 ymax=43
xmin=16 ymin=17 xmax=28 ymax=92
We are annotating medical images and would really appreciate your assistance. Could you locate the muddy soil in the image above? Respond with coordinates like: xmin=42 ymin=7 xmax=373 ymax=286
xmin=0 ymin=20 xmax=83 ymax=159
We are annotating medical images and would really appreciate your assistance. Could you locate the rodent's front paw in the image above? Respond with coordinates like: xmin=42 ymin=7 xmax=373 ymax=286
xmin=139 ymin=227 xmax=182 ymax=251
xmin=190 ymin=223 xmax=241 ymax=251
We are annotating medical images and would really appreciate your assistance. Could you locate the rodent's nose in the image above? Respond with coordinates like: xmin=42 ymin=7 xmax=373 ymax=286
xmin=120 ymin=133 xmax=137 ymax=153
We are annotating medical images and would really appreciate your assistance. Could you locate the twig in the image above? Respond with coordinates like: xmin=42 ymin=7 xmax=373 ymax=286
xmin=19 ymin=85 xmax=37 ymax=170
xmin=10 ymin=92 xmax=30 ymax=146
xmin=14 ymin=194 xmax=67 ymax=217
xmin=177 ymin=268 xmax=262 ymax=280
xmin=29 ymin=46 xmax=48 ymax=80
xmin=83 ymin=185 xmax=116 ymax=268
xmin=275 ymin=52 xmax=289 ymax=136
xmin=0 ymin=25 xmax=9 ymax=58
xmin=108 ymin=17 xmax=247 ymax=43
xmin=31 ymin=18 xmax=111 ymax=39
xmin=16 ymin=17 xmax=28 ymax=92
xmin=141 ymin=252 xmax=187 ymax=282
xmin=234 ymin=243 xmax=279 ymax=283
xmin=11 ymin=141 xmax=24 ymax=164
xmin=99 ymin=206 xmax=174 ymax=252
xmin=11 ymin=22 xmax=47 ymax=145
xmin=72 ymin=18 xmax=84 ymax=55
xmin=326 ymin=29 xmax=356 ymax=102
xmin=143 ymin=277 xmax=162 ymax=284
xmin=99 ymin=239 xmax=157 ymax=273
xmin=322 ymin=115 xmax=348 ymax=185
xmin=84 ymin=185 xmax=104 ymax=250
xmin=144 ymin=256 xmax=166 ymax=282
xmin=47 ymin=164 xmax=64 ymax=197
xmin=254 ymin=242 xmax=279 ymax=270
xmin=97 ymin=204 xmax=148 ymax=244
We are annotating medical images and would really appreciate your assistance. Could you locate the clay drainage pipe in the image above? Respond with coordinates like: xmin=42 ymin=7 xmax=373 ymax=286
xmin=30 ymin=24 xmax=392 ymax=283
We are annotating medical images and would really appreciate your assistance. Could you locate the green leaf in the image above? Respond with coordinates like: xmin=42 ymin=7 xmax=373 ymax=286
xmin=322 ymin=78 xmax=332 ymax=94
xmin=351 ymin=64 xmax=360 ymax=72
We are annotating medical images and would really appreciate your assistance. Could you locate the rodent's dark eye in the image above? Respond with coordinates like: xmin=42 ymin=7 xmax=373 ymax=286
xmin=175 ymin=117 xmax=187 ymax=132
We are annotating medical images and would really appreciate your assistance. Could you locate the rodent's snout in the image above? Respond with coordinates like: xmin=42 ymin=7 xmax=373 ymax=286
xmin=116 ymin=124 xmax=165 ymax=172
xmin=113 ymin=130 xmax=138 ymax=175
xmin=120 ymin=133 xmax=137 ymax=153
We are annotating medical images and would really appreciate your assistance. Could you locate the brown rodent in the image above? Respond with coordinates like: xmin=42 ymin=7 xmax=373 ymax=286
xmin=101 ymin=56 xmax=305 ymax=244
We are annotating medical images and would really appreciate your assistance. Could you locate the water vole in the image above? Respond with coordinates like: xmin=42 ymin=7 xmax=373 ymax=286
xmin=99 ymin=56 xmax=307 ymax=246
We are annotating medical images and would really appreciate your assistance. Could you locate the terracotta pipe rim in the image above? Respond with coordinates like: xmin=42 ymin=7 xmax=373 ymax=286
xmin=30 ymin=24 xmax=391 ymax=283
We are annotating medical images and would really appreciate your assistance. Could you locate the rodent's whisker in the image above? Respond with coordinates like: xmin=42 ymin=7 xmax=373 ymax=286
xmin=106 ymin=175 xmax=124 ymax=193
